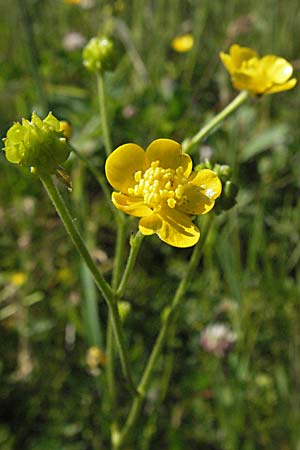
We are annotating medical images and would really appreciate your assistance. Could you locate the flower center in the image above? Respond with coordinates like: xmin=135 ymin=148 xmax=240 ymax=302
xmin=128 ymin=161 xmax=187 ymax=211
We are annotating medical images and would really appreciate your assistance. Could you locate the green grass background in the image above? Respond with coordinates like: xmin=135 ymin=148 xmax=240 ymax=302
xmin=1 ymin=0 xmax=300 ymax=449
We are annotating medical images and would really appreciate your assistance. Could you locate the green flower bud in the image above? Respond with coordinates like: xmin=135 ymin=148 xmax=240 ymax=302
xmin=212 ymin=164 xmax=232 ymax=181
xmin=195 ymin=159 xmax=213 ymax=171
xmin=3 ymin=112 xmax=72 ymax=174
xmin=82 ymin=36 xmax=119 ymax=73
xmin=118 ymin=301 xmax=131 ymax=322
xmin=224 ymin=180 xmax=238 ymax=199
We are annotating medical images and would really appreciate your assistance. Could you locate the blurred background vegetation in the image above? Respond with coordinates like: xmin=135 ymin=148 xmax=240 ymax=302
xmin=1 ymin=0 xmax=300 ymax=449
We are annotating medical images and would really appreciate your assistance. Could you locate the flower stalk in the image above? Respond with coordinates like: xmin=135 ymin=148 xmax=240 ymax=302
xmin=39 ymin=173 xmax=138 ymax=397
xmin=116 ymin=214 xmax=213 ymax=448
xmin=182 ymin=90 xmax=249 ymax=152
xmin=97 ymin=72 xmax=112 ymax=156
xmin=117 ymin=231 xmax=144 ymax=298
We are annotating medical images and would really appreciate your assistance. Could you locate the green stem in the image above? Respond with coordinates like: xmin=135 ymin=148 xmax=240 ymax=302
xmin=182 ymin=90 xmax=249 ymax=152
xmin=112 ymin=217 xmax=127 ymax=291
xmin=116 ymin=215 xmax=213 ymax=448
xmin=106 ymin=216 xmax=127 ymax=429
xmin=106 ymin=317 xmax=117 ymax=419
xmin=97 ymin=72 xmax=112 ymax=156
xmin=117 ymin=231 xmax=144 ymax=298
xmin=40 ymin=174 xmax=138 ymax=397
xmin=72 ymin=162 xmax=104 ymax=348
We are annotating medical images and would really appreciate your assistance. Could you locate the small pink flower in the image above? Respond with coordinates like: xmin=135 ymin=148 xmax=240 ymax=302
xmin=63 ymin=32 xmax=86 ymax=51
xmin=200 ymin=323 xmax=237 ymax=357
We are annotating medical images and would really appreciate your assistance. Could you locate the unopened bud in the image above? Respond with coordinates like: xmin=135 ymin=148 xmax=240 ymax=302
xmin=118 ymin=301 xmax=131 ymax=321
xmin=82 ymin=36 xmax=119 ymax=73
xmin=213 ymin=164 xmax=232 ymax=181
xmin=3 ymin=112 xmax=71 ymax=174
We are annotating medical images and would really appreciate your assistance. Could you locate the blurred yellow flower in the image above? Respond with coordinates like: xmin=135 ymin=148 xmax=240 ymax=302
xmin=105 ymin=139 xmax=221 ymax=248
xmin=220 ymin=44 xmax=297 ymax=95
xmin=86 ymin=346 xmax=106 ymax=369
xmin=10 ymin=272 xmax=27 ymax=287
xmin=64 ymin=0 xmax=81 ymax=4
xmin=171 ymin=33 xmax=194 ymax=53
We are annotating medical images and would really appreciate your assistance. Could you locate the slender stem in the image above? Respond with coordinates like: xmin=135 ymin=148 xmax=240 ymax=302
xmin=72 ymin=162 xmax=104 ymax=348
xmin=106 ymin=317 xmax=117 ymax=418
xmin=112 ymin=216 xmax=127 ymax=291
xmin=97 ymin=72 xmax=112 ymax=156
xmin=106 ymin=216 xmax=127 ymax=429
xmin=117 ymin=231 xmax=144 ymax=298
xmin=40 ymin=174 xmax=138 ymax=396
xmin=182 ymin=90 xmax=249 ymax=153
xmin=117 ymin=215 xmax=213 ymax=448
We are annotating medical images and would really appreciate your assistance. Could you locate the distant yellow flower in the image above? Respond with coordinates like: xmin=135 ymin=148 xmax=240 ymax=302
xmin=220 ymin=44 xmax=297 ymax=95
xmin=86 ymin=346 xmax=106 ymax=369
xmin=171 ymin=34 xmax=194 ymax=53
xmin=9 ymin=272 xmax=27 ymax=287
xmin=105 ymin=139 xmax=221 ymax=248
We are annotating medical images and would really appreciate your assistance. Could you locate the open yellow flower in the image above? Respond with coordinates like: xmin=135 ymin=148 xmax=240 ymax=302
xmin=105 ymin=139 xmax=221 ymax=248
xmin=220 ymin=44 xmax=297 ymax=95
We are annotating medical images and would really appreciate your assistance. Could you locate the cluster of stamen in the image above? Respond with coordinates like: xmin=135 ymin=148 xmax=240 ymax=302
xmin=128 ymin=161 xmax=188 ymax=211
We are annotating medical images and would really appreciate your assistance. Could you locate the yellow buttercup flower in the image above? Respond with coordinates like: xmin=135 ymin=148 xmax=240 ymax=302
xmin=105 ymin=139 xmax=221 ymax=248
xmin=9 ymin=272 xmax=27 ymax=287
xmin=220 ymin=44 xmax=297 ymax=95
xmin=171 ymin=33 xmax=194 ymax=53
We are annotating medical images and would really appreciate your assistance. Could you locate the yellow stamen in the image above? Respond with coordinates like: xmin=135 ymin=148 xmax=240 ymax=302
xmin=130 ymin=160 xmax=188 ymax=212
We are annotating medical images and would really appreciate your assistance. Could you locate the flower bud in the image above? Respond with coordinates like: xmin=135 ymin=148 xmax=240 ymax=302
xmin=195 ymin=159 xmax=213 ymax=171
xmin=212 ymin=164 xmax=232 ymax=181
xmin=3 ymin=112 xmax=72 ymax=174
xmin=118 ymin=301 xmax=131 ymax=321
xmin=82 ymin=36 xmax=119 ymax=73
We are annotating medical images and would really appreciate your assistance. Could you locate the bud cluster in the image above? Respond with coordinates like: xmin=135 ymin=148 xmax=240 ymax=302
xmin=2 ymin=112 xmax=71 ymax=174
xmin=82 ymin=36 xmax=119 ymax=73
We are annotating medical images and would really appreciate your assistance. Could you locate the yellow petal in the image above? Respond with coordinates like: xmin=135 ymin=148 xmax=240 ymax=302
xmin=265 ymin=77 xmax=297 ymax=94
xmin=105 ymin=143 xmax=146 ymax=193
xmin=180 ymin=153 xmax=193 ymax=177
xmin=157 ymin=207 xmax=200 ymax=248
xmin=145 ymin=139 xmax=190 ymax=174
xmin=139 ymin=213 xmax=162 ymax=235
xmin=260 ymin=56 xmax=293 ymax=84
xmin=189 ymin=169 xmax=222 ymax=198
xmin=112 ymin=192 xmax=152 ymax=217
xmin=220 ymin=52 xmax=234 ymax=73
xmin=230 ymin=44 xmax=258 ymax=69
xmin=179 ymin=184 xmax=216 ymax=215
